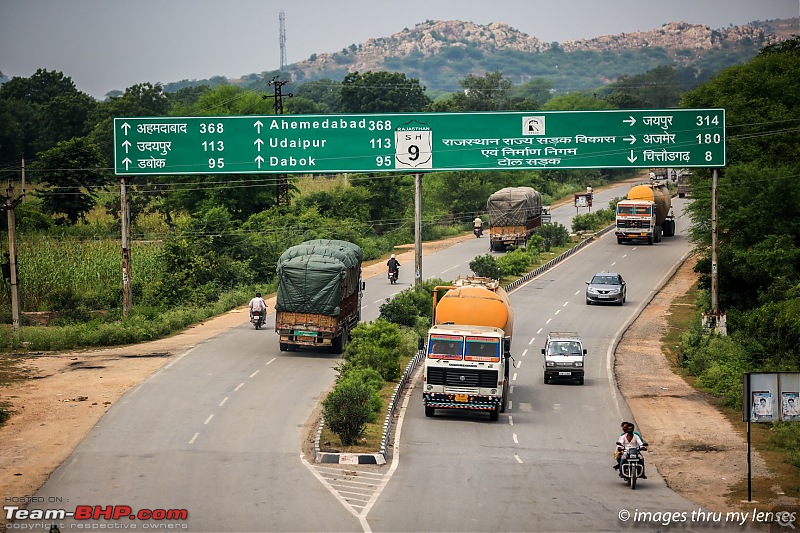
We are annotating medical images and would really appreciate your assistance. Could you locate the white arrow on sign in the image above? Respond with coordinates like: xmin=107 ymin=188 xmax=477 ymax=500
xmin=122 ymin=140 xmax=131 ymax=153
xmin=122 ymin=157 xmax=132 ymax=170
xmin=254 ymin=138 xmax=264 ymax=152
xmin=121 ymin=122 xmax=131 ymax=135
xmin=624 ymin=135 xmax=636 ymax=145
xmin=627 ymin=150 xmax=638 ymax=163
xmin=623 ymin=116 xmax=636 ymax=126
xmin=253 ymin=120 xmax=264 ymax=134
xmin=255 ymin=155 xmax=264 ymax=168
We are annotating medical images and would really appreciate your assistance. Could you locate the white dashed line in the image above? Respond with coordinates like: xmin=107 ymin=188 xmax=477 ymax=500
xmin=189 ymin=432 xmax=199 ymax=444
xmin=219 ymin=397 xmax=229 ymax=407
xmin=249 ymin=370 xmax=260 ymax=378
xmin=203 ymin=414 xmax=214 ymax=425
xmin=234 ymin=383 xmax=245 ymax=392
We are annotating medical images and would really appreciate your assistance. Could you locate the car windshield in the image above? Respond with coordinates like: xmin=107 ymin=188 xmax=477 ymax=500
xmin=549 ymin=341 xmax=581 ymax=355
xmin=592 ymin=276 xmax=618 ymax=285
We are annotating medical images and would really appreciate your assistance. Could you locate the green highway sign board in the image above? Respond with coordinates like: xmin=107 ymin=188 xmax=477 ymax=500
xmin=113 ymin=109 xmax=725 ymax=175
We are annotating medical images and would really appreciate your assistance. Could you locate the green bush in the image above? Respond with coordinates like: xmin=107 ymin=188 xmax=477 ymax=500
xmin=342 ymin=319 xmax=410 ymax=381
xmin=322 ymin=380 xmax=373 ymax=445
xmin=538 ymin=222 xmax=570 ymax=251
xmin=497 ymin=248 xmax=532 ymax=277
xmin=469 ymin=254 xmax=501 ymax=279
xmin=337 ymin=367 xmax=384 ymax=417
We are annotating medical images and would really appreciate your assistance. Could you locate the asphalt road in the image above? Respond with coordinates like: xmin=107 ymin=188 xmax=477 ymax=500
xmin=30 ymin=182 xmax=743 ymax=532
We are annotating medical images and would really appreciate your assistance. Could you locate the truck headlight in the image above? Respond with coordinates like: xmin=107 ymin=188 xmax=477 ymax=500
xmin=574 ymin=362 xmax=583 ymax=367
xmin=546 ymin=361 xmax=555 ymax=367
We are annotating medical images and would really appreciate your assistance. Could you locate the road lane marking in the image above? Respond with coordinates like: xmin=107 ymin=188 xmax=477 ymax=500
xmin=555 ymin=309 xmax=561 ymax=315
xmin=234 ymin=382 xmax=245 ymax=392
xmin=203 ymin=414 xmax=214 ymax=425
xmin=515 ymin=454 xmax=523 ymax=464
xmin=546 ymin=318 xmax=552 ymax=324
xmin=516 ymin=361 xmax=523 ymax=368
xmin=563 ymin=301 xmax=569 ymax=307
xmin=521 ymin=349 xmax=527 ymax=357
xmin=265 ymin=358 xmax=276 ymax=366
xmin=219 ymin=397 xmax=229 ymax=407
xmin=249 ymin=370 xmax=260 ymax=378
xmin=189 ymin=432 xmax=199 ymax=444
xmin=513 ymin=372 xmax=518 ymax=381
xmin=508 ymin=416 xmax=514 ymax=426
xmin=513 ymin=433 xmax=519 ymax=444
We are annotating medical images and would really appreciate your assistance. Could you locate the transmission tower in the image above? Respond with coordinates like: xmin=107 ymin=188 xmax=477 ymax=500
xmin=279 ymin=10 xmax=287 ymax=71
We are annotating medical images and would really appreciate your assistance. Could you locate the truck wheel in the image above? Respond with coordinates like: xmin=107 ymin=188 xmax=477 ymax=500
xmin=425 ymin=406 xmax=436 ymax=418
xmin=617 ymin=238 xmax=625 ymax=245
xmin=489 ymin=406 xmax=500 ymax=421
xmin=279 ymin=342 xmax=288 ymax=352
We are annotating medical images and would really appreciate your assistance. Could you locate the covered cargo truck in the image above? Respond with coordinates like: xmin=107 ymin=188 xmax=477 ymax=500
xmin=275 ymin=240 xmax=363 ymax=354
xmin=421 ymin=276 xmax=514 ymax=421
xmin=615 ymin=180 xmax=675 ymax=245
xmin=487 ymin=186 xmax=543 ymax=252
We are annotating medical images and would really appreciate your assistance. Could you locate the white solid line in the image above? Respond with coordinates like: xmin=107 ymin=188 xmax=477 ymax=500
xmin=234 ymin=383 xmax=245 ymax=392
xmin=219 ymin=397 xmax=229 ymax=407
xmin=249 ymin=370 xmax=260 ymax=378
xmin=204 ymin=414 xmax=214 ymax=425
xmin=189 ymin=432 xmax=199 ymax=444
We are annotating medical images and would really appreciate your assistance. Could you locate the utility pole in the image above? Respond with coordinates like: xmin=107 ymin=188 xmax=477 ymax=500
xmin=414 ymin=173 xmax=423 ymax=288
xmin=265 ymin=76 xmax=293 ymax=207
xmin=120 ymin=176 xmax=132 ymax=318
xmin=2 ymin=160 xmax=26 ymax=334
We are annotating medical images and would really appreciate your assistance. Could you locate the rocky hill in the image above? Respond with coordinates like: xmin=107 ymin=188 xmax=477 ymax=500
xmin=279 ymin=18 xmax=796 ymax=93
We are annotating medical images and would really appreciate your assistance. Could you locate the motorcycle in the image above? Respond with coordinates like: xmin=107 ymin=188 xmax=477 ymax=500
xmin=251 ymin=310 xmax=265 ymax=330
xmin=474 ymin=225 xmax=483 ymax=238
xmin=617 ymin=443 xmax=647 ymax=489
xmin=388 ymin=268 xmax=399 ymax=284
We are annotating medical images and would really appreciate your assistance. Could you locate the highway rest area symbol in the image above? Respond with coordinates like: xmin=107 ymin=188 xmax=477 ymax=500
xmin=394 ymin=120 xmax=432 ymax=169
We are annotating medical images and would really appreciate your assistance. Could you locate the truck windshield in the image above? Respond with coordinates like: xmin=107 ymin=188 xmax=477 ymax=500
xmin=465 ymin=339 xmax=499 ymax=358
xmin=618 ymin=206 xmax=635 ymax=215
xmin=428 ymin=338 xmax=463 ymax=357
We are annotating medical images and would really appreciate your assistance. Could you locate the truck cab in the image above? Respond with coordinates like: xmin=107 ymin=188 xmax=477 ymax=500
xmin=542 ymin=331 xmax=586 ymax=385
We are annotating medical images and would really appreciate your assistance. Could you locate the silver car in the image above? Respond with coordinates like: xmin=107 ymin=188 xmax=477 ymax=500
xmin=586 ymin=272 xmax=626 ymax=305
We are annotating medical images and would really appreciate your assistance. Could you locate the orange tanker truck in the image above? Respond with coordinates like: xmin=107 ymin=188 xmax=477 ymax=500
xmin=615 ymin=180 xmax=676 ymax=245
xmin=421 ymin=276 xmax=514 ymax=421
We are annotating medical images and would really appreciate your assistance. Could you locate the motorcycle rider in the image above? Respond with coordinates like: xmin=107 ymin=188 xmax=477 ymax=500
xmin=249 ymin=292 xmax=267 ymax=324
xmin=616 ymin=423 xmax=647 ymax=479
xmin=473 ymin=215 xmax=483 ymax=236
xmin=614 ymin=421 xmax=644 ymax=469
xmin=387 ymin=254 xmax=400 ymax=280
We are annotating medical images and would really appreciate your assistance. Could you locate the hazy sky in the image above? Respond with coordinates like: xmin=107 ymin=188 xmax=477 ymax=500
xmin=1 ymin=0 xmax=797 ymax=99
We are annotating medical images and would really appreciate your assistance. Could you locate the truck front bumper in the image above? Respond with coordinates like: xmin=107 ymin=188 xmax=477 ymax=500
xmin=423 ymin=392 xmax=500 ymax=411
